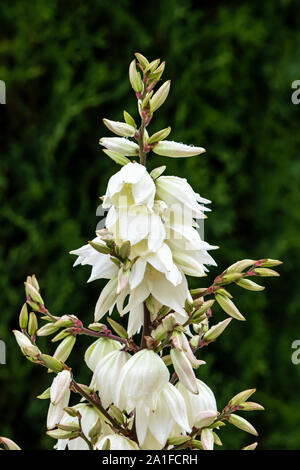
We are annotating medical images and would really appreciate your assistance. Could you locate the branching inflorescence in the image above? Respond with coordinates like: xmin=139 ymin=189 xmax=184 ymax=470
xmin=7 ymin=53 xmax=282 ymax=451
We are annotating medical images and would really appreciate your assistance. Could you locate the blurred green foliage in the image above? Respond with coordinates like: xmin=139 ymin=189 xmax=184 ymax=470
xmin=0 ymin=0 xmax=300 ymax=450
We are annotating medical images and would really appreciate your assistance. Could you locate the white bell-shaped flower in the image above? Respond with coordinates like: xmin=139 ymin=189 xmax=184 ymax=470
xmin=70 ymin=236 xmax=118 ymax=283
xmin=115 ymin=349 xmax=169 ymax=412
xmin=85 ymin=337 xmax=122 ymax=372
xmin=102 ymin=162 xmax=155 ymax=209
xmin=135 ymin=382 xmax=191 ymax=447
xmin=90 ymin=349 xmax=130 ymax=408
xmin=177 ymin=379 xmax=218 ymax=428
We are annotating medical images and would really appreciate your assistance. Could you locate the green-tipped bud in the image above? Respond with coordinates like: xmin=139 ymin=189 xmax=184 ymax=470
xmin=19 ymin=303 xmax=28 ymax=330
xmin=36 ymin=387 xmax=50 ymax=400
xmin=103 ymin=149 xmax=131 ymax=166
xmin=145 ymin=295 xmax=156 ymax=318
xmin=37 ymin=322 xmax=60 ymax=337
xmin=212 ymin=432 xmax=222 ymax=446
xmin=25 ymin=282 xmax=44 ymax=305
xmin=107 ymin=317 xmax=128 ymax=339
xmin=129 ymin=60 xmax=143 ymax=93
xmin=236 ymin=279 xmax=265 ymax=291
xmin=190 ymin=287 xmax=207 ymax=296
xmin=215 ymin=288 xmax=233 ymax=298
xmin=88 ymin=418 xmax=103 ymax=445
xmin=241 ymin=442 xmax=258 ymax=450
xmin=39 ymin=354 xmax=64 ymax=373
xmin=119 ymin=241 xmax=131 ymax=260
xmin=0 ymin=437 xmax=21 ymax=450
xmin=148 ymin=127 xmax=171 ymax=145
xmin=108 ymin=405 xmax=125 ymax=425
xmin=13 ymin=330 xmax=41 ymax=358
xmin=87 ymin=323 xmax=107 ymax=332
xmin=88 ymin=241 xmax=111 ymax=255
xmin=141 ymin=91 xmax=153 ymax=109
xmin=123 ymin=111 xmax=137 ymax=128
xmin=239 ymin=402 xmax=264 ymax=411
xmin=28 ymin=312 xmax=38 ymax=337
xmin=229 ymin=388 xmax=256 ymax=406
xmin=228 ymin=414 xmax=258 ymax=436
xmin=193 ymin=299 xmax=215 ymax=320
xmin=150 ymin=165 xmax=166 ymax=179
xmin=64 ymin=407 xmax=81 ymax=418
xmin=259 ymin=259 xmax=282 ymax=268
xmin=51 ymin=329 xmax=70 ymax=343
xmin=217 ymin=273 xmax=243 ymax=284
xmin=134 ymin=52 xmax=149 ymax=69
xmin=57 ymin=423 xmax=80 ymax=432
xmin=253 ymin=268 xmax=280 ymax=277
xmin=226 ymin=259 xmax=255 ymax=273
xmin=144 ymin=58 xmax=160 ymax=73
xmin=158 ymin=305 xmax=171 ymax=318
xmin=190 ymin=440 xmax=203 ymax=450
xmin=46 ymin=428 xmax=79 ymax=440
xmin=103 ymin=118 xmax=135 ymax=137
xmin=54 ymin=315 xmax=77 ymax=328
xmin=185 ymin=298 xmax=194 ymax=314
xmin=53 ymin=336 xmax=76 ymax=363
xmin=204 ymin=318 xmax=232 ymax=342
xmin=215 ymin=294 xmax=246 ymax=321
xmin=31 ymin=275 xmax=40 ymax=291
xmin=150 ymin=61 xmax=165 ymax=80
xmin=189 ymin=335 xmax=201 ymax=348
xmin=101 ymin=438 xmax=111 ymax=450
xmin=150 ymin=80 xmax=170 ymax=113
xmin=168 ymin=435 xmax=191 ymax=446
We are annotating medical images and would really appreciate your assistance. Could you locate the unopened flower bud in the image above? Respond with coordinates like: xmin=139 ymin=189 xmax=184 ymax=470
xmin=129 ymin=60 xmax=143 ymax=93
xmin=123 ymin=110 xmax=137 ymax=128
xmin=217 ymin=272 xmax=243 ymax=284
xmin=168 ymin=435 xmax=191 ymax=446
xmin=204 ymin=318 xmax=232 ymax=342
xmin=228 ymin=414 xmax=258 ymax=436
xmin=37 ymin=322 xmax=60 ymax=337
xmin=108 ymin=405 xmax=125 ymax=425
xmin=215 ymin=294 xmax=246 ymax=321
xmin=226 ymin=259 xmax=254 ymax=273
xmin=153 ymin=140 xmax=205 ymax=158
xmin=150 ymin=80 xmax=170 ymax=112
xmin=50 ymin=370 xmax=72 ymax=405
xmin=241 ymin=442 xmax=258 ymax=450
xmin=253 ymin=268 xmax=280 ymax=277
xmin=119 ymin=240 xmax=131 ymax=260
xmin=88 ymin=418 xmax=103 ymax=445
xmin=239 ymin=402 xmax=264 ymax=411
xmin=103 ymin=118 xmax=135 ymax=137
xmin=88 ymin=240 xmax=111 ymax=255
xmin=107 ymin=317 xmax=128 ymax=339
xmin=40 ymin=354 xmax=64 ymax=373
xmin=201 ymin=428 xmax=214 ymax=450
xmin=13 ymin=330 xmax=41 ymax=358
xmin=236 ymin=278 xmax=265 ymax=291
xmin=0 ymin=437 xmax=21 ymax=450
xmin=134 ymin=52 xmax=149 ymax=69
xmin=47 ymin=428 xmax=78 ymax=440
xmin=36 ymin=387 xmax=50 ymax=400
xmin=148 ymin=127 xmax=171 ymax=145
xmin=19 ymin=303 xmax=28 ymax=330
xmin=170 ymin=348 xmax=198 ymax=394
xmin=99 ymin=137 xmax=139 ymax=156
xmin=258 ymin=259 xmax=282 ymax=268
xmin=150 ymin=165 xmax=166 ymax=179
xmin=25 ymin=282 xmax=44 ymax=305
xmin=53 ymin=336 xmax=76 ymax=363
xmin=28 ymin=312 xmax=38 ymax=337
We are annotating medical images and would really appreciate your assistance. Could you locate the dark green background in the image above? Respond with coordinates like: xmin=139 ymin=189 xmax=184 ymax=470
xmin=0 ymin=0 xmax=299 ymax=450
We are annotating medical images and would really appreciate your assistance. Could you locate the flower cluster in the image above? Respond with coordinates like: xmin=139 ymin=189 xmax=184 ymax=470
xmin=9 ymin=53 xmax=281 ymax=451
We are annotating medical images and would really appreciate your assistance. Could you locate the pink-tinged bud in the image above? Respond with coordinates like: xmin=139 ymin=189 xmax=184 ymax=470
xmin=228 ymin=414 xmax=258 ymax=436
xmin=257 ymin=258 xmax=282 ymax=268
xmin=153 ymin=140 xmax=205 ymax=158
xmin=24 ymin=282 xmax=44 ymax=305
xmin=0 ymin=437 xmax=21 ymax=450
xmin=253 ymin=267 xmax=280 ymax=277
xmin=134 ymin=52 xmax=149 ymax=69
xmin=239 ymin=402 xmax=265 ymax=411
xmin=201 ymin=428 xmax=214 ymax=450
